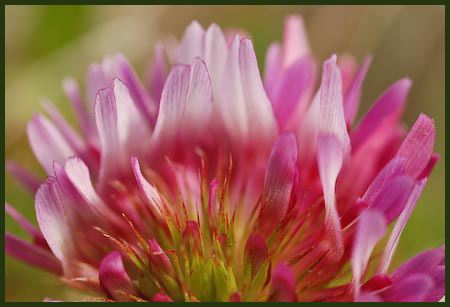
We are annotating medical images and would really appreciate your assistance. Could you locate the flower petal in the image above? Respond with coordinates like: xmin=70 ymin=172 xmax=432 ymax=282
xmin=204 ymin=23 xmax=228 ymax=93
xmin=351 ymin=78 xmax=411 ymax=151
xmin=395 ymin=113 xmax=435 ymax=179
xmin=99 ymin=251 xmax=136 ymax=301
xmin=381 ymin=274 xmax=434 ymax=302
xmin=35 ymin=178 xmax=75 ymax=267
xmin=316 ymin=134 xmax=344 ymax=260
xmin=5 ymin=160 xmax=41 ymax=194
xmin=27 ymin=114 xmax=75 ymax=174
xmin=147 ymin=42 xmax=167 ymax=104
xmin=239 ymin=38 xmax=278 ymax=143
xmin=268 ymin=263 xmax=297 ymax=302
xmin=176 ymin=21 xmax=205 ymax=65
xmin=259 ymin=133 xmax=298 ymax=237
xmin=5 ymin=232 xmax=62 ymax=275
xmin=282 ymin=15 xmax=310 ymax=68
xmin=351 ymin=209 xmax=387 ymax=300
xmin=131 ymin=157 xmax=164 ymax=218
xmin=245 ymin=233 xmax=268 ymax=277
xmin=148 ymin=238 xmax=172 ymax=272
xmin=5 ymin=202 xmax=46 ymax=246
xmin=343 ymin=55 xmax=372 ymax=126
xmin=378 ymin=178 xmax=427 ymax=274
xmin=271 ymin=55 xmax=316 ymax=130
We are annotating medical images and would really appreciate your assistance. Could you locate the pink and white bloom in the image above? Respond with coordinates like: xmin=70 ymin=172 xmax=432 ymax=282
xmin=5 ymin=16 xmax=444 ymax=302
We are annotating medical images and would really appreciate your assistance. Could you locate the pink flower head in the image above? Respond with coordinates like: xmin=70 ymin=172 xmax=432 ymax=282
xmin=6 ymin=15 xmax=444 ymax=302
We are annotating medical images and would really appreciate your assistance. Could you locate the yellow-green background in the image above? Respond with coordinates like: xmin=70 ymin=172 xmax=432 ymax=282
xmin=5 ymin=5 xmax=445 ymax=302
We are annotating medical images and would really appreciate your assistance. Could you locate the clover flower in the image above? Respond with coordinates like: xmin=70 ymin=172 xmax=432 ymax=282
xmin=5 ymin=16 xmax=444 ymax=302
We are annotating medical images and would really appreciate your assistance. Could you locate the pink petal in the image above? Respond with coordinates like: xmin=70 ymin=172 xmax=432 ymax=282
xmin=319 ymin=55 xmax=350 ymax=154
xmin=176 ymin=21 xmax=205 ymax=65
xmin=182 ymin=57 xmax=213 ymax=132
xmin=337 ymin=53 xmax=357 ymax=94
xmin=316 ymin=134 xmax=344 ymax=260
xmin=244 ymin=233 xmax=268 ymax=276
xmin=282 ymin=15 xmax=310 ymax=68
xmin=425 ymin=264 xmax=445 ymax=302
xmin=207 ymin=179 xmax=219 ymax=222
xmin=152 ymin=293 xmax=174 ymax=302
xmin=395 ymin=113 xmax=435 ymax=179
xmin=381 ymin=274 xmax=434 ymax=302
xmin=147 ymin=42 xmax=167 ymax=104
xmin=344 ymin=55 xmax=372 ymax=126
xmin=99 ymin=251 xmax=136 ymax=301
xmin=62 ymin=77 xmax=95 ymax=142
xmin=259 ymin=133 xmax=298 ymax=237
xmin=204 ymin=23 xmax=228 ymax=93
xmin=363 ymin=157 xmax=406 ymax=208
xmin=27 ymin=114 xmax=75 ymax=174
xmin=391 ymin=246 xmax=445 ymax=282
xmin=268 ymin=263 xmax=297 ymax=302
xmin=5 ymin=232 xmax=62 ymax=275
xmin=35 ymin=178 xmax=75 ymax=266
xmin=86 ymin=62 xmax=111 ymax=106
xmin=271 ymin=55 xmax=316 ymax=130
xmin=378 ymin=178 xmax=427 ymax=274
xmin=357 ymin=291 xmax=382 ymax=302
xmin=369 ymin=175 xmax=414 ymax=223
xmin=5 ymin=160 xmax=41 ymax=194
xmin=152 ymin=64 xmax=191 ymax=144
xmin=5 ymin=202 xmax=46 ymax=246
xmin=263 ymin=42 xmax=282 ymax=100
xmin=351 ymin=209 xmax=387 ymax=300
xmin=218 ymin=34 xmax=248 ymax=143
xmin=183 ymin=221 xmax=202 ymax=252
xmin=94 ymin=87 xmax=120 ymax=185
xmin=116 ymin=54 xmax=155 ymax=126
xmin=148 ymin=238 xmax=172 ymax=272
xmin=239 ymin=38 xmax=278 ymax=143
xmin=131 ymin=157 xmax=164 ymax=218
xmin=419 ymin=153 xmax=439 ymax=180
xmin=42 ymin=101 xmax=86 ymax=154
xmin=351 ymin=78 xmax=411 ymax=151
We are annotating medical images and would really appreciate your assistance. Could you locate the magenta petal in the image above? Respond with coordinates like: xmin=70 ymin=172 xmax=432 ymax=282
xmin=5 ymin=232 xmax=62 ymax=275
xmin=62 ymin=77 xmax=96 ymax=142
xmin=5 ymin=160 xmax=41 ymax=194
xmin=317 ymin=134 xmax=344 ymax=260
xmin=238 ymin=38 xmax=277 ymax=142
xmin=272 ymin=55 xmax=316 ymax=130
xmin=35 ymin=178 xmax=75 ymax=265
xmin=153 ymin=64 xmax=191 ymax=143
xmin=152 ymin=293 xmax=174 ymax=302
xmin=148 ymin=238 xmax=172 ymax=272
xmin=419 ymin=153 xmax=439 ymax=180
xmin=27 ymin=114 xmax=75 ymax=174
xmin=351 ymin=209 xmax=387 ymax=300
xmin=357 ymin=291 xmax=382 ymax=302
xmin=319 ymin=55 xmax=350 ymax=154
xmin=131 ymin=157 xmax=164 ymax=218
xmin=259 ymin=133 xmax=298 ymax=237
xmin=351 ymin=78 xmax=411 ymax=151
xmin=370 ymin=175 xmax=414 ymax=223
xmin=148 ymin=42 xmax=167 ymax=104
xmin=5 ymin=202 xmax=46 ymax=246
xmin=264 ymin=42 xmax=282 ymax=100
xmin=395 ymin=113 xmax=435 ymax=179
xmin=269 ymin=263 xmax=297 ymax=302
xmin=391 ymin=246 xmax=445 ymax=282
xmin=244 ymin=233 xmax=268 ymax=276
xmin=343 ymin=55 xmax=372 ymax=125
xmin=207 ymin=179 xmax=219 ymax=222
xmin=176 ymin=21 xmax=205 ymax=65
xmin=425 ymin=264 xmax=445 ymax=302
xmin=381 ymin=274 xmax=434 ymax=302
xmin=116 ymin=54 xmax=155 ymax=125
xmin=378 ymin=179 xmax=427 ymax=274
xmin=281 ymin=15 xmax=310 ymax=68
xmin=99 ymin=251 xmax=136 ymax=301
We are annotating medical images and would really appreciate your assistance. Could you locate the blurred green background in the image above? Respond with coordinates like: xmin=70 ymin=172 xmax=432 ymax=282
xmin=5 ymin=5 xmax=445 ymax=301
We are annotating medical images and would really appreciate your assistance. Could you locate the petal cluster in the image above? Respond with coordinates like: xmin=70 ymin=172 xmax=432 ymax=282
xmin=6 ymin=15 xmax=444 ymax=302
